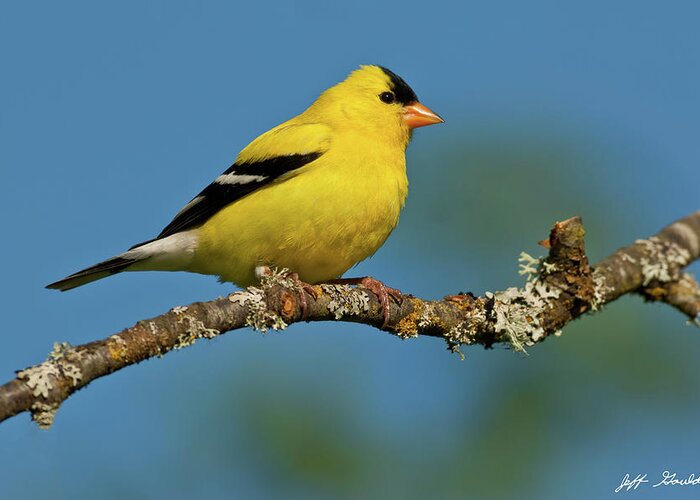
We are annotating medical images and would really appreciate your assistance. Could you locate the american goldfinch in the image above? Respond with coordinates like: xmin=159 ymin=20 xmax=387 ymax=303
xmin=47 ymin=65 xmax=443 ymax=320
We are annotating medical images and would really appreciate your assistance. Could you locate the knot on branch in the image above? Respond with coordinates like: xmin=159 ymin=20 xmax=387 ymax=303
xmin=477 ymin=217 xmax=595 ymax=353
xmin=543 ymin=217 xmax=594 ymax=305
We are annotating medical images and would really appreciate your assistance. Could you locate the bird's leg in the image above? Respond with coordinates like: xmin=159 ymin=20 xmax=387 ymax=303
xmin=255 ymin=266 xmax=317 ymax=320
xmin=286 ymin=272 xmax=319 ymax=320
xmin=327 ymin=276 xmax=403 ymax=328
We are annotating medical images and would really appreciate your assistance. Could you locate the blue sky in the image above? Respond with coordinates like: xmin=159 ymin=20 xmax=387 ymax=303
xmin=2 ymin=2 xmax=699 ymax=499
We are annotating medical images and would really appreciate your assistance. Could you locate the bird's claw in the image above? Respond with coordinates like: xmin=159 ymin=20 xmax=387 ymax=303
xmin=359 ymin=277 xmax=402 ymax=329
xmin=328 ymin=276 xmax=402 ymax=329
xmin=285 ymin=272 xmax=317 ymax=321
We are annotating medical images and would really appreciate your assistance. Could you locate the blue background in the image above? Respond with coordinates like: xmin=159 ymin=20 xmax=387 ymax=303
xmin=2 ymin=1 xmax=699 ymax=498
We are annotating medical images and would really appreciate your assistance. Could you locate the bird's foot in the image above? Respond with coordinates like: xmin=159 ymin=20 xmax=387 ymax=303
xmin=285 ymin=272 xmax=318 ymax=320
xmin=328 ymin=276 xmax=403 ymax=329
xmin=255 ymin=266 xmax=317 ymax=320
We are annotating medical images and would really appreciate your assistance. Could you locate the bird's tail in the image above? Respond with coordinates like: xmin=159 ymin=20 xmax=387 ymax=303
xmin=46 ymin=231 xmax=198 ymax=291
xmin=46 ymin=254 xmax=141 ymax=291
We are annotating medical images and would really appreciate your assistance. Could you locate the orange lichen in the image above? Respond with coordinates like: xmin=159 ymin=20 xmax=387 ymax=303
xmin=643 ymin=286 xmax=668 ymax=301
xmin=394 ymin=298 xmax=424 ymax=338
xmin=108 ymin=336 xmax=129 ymax=362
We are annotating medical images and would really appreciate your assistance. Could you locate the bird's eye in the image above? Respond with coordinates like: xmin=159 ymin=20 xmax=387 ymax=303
xmin=379 ymin=91 xmax=396 ymax=104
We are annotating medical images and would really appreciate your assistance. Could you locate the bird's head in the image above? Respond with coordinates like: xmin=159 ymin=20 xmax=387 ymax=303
xmin=307 ymin=65 xmax=443 ymax=146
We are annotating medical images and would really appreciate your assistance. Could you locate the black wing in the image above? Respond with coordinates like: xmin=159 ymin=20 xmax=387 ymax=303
xmin=152 ymin=152 xmax=322 ymax=242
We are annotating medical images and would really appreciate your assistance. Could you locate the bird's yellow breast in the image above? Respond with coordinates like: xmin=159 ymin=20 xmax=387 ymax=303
xmin=190 ymin=133 xmax=408 ymax=286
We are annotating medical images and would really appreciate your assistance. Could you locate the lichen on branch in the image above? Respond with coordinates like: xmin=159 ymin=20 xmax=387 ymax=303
xmin=1 ymin=210 xmax=699 ymax=429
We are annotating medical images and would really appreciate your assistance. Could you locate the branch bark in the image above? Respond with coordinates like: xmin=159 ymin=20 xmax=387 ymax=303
xmin=2 ymin=210 xmax=699 ymax=429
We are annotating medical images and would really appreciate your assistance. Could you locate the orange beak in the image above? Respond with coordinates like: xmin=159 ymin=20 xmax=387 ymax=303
xmin=403 ymin=102 xmax=444 ymax=129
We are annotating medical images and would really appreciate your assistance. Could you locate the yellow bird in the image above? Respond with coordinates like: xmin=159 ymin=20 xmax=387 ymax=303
xmin=47 ymin=65 xmax=443 ymax=322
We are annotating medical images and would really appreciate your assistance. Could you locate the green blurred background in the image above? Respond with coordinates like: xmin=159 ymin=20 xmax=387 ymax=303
xmin=2 ymin=1 xmax=699 ymax=499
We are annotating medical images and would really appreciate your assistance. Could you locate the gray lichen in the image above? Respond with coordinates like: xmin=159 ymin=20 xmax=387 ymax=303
xmin=444 ymin=301 xmax=488 ymax=348
xmin=320 ymin=284 xmax=370 ymax=320
xmin=15 ymin=342 xmax=86 ymax=429
xmin=491 ymin=289 xmax=536 ymax=352
xmin=228 ymin=290 xmax=254 ymax=307
xmin=445 ymin=320 xmax=475 ymax=347
xmin=518 ymin=252 xmax=541 ymax=280
xmin=228 ymin=268 xmax=293 ymax=332
xmin=109 ymin=334 xmax=127 ymax=346
xmin=417 ymin=306 xmax=434 ymax=330
xmin=542 ymin=261 xmax=558 ymax=274
xmin=488 ymin=253 xmax=563 ymax=353
xmin=621 ymin=253 xmax=637 ymax=263
xmin=637 ymin=236 xmax=691 ymax=286
xmin=17 ymin=342 xmax=84 ymax=399
xmin=518 ymin=252 xmax=557 ymax=279
xmin=61 ymin=363 xmax=82 ymax=386
xmin=30 ymin=402 xmax=59 ymax=430
xmin=17 ymin=362 xmax=60 ymax=399
xmin=247 ymin=287 xmax=288 ymax=332
xmin=174 ymin=315 xmax=220 ymax=349
xmin=590 ymin=271 xmax=613 ymax=312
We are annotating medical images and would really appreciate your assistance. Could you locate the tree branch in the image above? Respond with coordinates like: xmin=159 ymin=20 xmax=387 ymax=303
xmin=2 ymin=210 xmax=699 ymax=429
xmin=640 ymin=273 xmax=700 ymax=322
